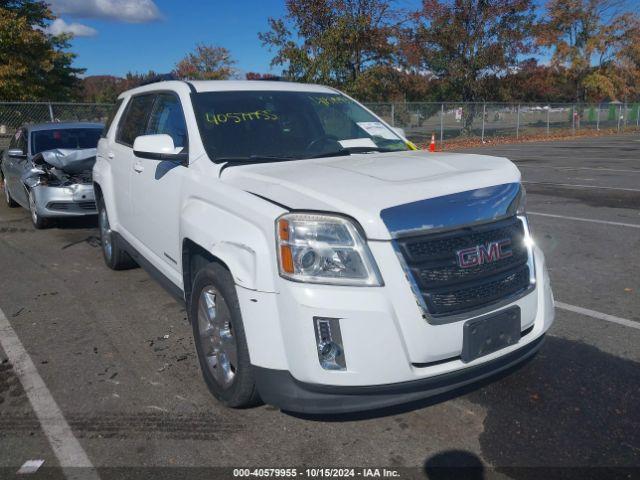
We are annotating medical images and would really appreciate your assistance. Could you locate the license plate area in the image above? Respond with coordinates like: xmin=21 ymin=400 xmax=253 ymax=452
xmin=461 ymin=306 xmax=521 ymax=363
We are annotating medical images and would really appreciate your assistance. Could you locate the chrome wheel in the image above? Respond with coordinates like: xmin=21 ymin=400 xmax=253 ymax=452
xmin=197 ymin=286 xmax=237 ymax=389
xmin=99 ymin=207 xmax=113 ymax=260
xmin=28 ymin=191 xmax=38 ymax=224
xmin=3 ymin=179 xmax=9 ymax=205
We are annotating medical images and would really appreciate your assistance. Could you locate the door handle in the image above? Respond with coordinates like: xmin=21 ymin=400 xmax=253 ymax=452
xmin=133 ymin=163 xmax=144 ymax=173
xmin=107 ymin=152 xmax=115 ymax=159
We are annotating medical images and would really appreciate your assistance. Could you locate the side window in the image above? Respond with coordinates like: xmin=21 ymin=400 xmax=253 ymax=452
xmin=146 ymin=93 xmax=188 ymax=150
xmin=102 ymin=98 xmax=124 ymax=138
xmin=115 ymin=94 xmax=155 ymax=147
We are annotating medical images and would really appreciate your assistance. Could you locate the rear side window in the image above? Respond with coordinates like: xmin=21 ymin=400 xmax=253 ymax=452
xmin=116 ymin=94 xmax=155 ymax=146
xmin=146 ymin=93 xmax=188 ymax=150
xmin=102 ymin=98 xmax=124 ymax=138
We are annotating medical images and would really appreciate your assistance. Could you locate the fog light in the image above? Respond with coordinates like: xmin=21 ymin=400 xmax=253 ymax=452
xmin=313 ymin=317 xmax=346 ymax=370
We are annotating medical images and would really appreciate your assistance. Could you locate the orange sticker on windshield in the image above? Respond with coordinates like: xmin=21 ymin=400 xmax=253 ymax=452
xmin=205 ymin=110 xmax=278 ymax=125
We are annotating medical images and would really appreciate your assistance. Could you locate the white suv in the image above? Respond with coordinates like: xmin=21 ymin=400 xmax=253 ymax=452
xmin=94 ymin=81 xmax=554 ymax=414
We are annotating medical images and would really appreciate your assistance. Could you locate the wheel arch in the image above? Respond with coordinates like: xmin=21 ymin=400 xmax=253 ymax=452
xmin=182 ymin=239 xmax=232 ymax=303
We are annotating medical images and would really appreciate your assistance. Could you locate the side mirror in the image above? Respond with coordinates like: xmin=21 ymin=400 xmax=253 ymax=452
xmin=133 ymin=134 xmax=188 ymax=166
xmin=391 ymin=127 xmax=406 ymax=138
xmin=7 ymin=148 xmax=26 ymax=159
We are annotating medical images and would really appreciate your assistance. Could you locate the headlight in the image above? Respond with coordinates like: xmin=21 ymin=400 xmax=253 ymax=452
xmin=276 ymin=212 xmax=382 ymax=286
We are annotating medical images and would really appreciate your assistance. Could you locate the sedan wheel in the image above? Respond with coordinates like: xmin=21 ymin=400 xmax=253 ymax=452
xmin=197 ymin=286 xmax=238 ymax=389
xmin=28 ymin=190 xmax=49 ymax=229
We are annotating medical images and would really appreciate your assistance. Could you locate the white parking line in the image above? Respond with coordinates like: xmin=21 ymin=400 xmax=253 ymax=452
xmin=555 ymin=301 xmax=640 ymax=331
xmin=528 ymin=211 xmax=640 ymax=229
xmin=0 ymin=307 xmax=99 ymax=479
xmin=522 ymin=181 xmax=640 ymax=192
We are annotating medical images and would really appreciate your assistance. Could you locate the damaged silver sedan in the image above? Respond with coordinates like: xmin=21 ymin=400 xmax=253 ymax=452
xmin=1 ymin=122 xmax=103 ymax=228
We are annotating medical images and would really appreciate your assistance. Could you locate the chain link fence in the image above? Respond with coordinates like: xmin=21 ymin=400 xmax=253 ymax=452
xmin=0 ymin=102 xmax=112 ymax=149
xmin=1 ymin=101 xmax=639 ymax=151
xmin=365 ymin=102 xmax=640 ymax=146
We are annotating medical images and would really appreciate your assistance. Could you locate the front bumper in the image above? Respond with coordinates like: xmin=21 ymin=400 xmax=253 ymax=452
xmin=31 ymin=184 xmax=96 ymax=217
xmin=254 ymin=334 xmax=544 ymax=414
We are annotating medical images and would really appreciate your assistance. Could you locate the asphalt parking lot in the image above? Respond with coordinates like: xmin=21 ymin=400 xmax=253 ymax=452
xmin=0 ymin=135 xmax=638 ymax=479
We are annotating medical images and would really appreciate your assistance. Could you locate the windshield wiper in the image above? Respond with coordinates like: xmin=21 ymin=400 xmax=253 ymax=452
xmin=217 ymin=155 xmax=300 ymax=174
xmin=308 ymin=146 xmax=398 ymax=159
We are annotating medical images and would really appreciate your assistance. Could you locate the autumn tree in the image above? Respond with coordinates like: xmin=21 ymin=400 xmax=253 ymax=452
xmin=537 ymin=0 xmax=640 ymax=102
xmin=404 ymin=0 xmax=536 ymax=101
xmin=173 ymin=44 xmax=236 ymax=80
xmin=245 ymin=72 xmax=280 ymax=80
xmin=259 ymin=0 xmax=398 ymax=91
xmin=499 ymin=59 xmax=576 ymax=102
xmin=0 ymin=0 xmax=84 ymax=101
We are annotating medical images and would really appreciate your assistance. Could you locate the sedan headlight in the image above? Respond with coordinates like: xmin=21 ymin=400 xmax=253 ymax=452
xmin=276 ymin=213 xmax=383 ymax=286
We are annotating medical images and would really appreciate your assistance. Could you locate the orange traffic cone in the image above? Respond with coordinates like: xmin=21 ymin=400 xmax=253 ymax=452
xmin=428 ymin=133 xmax=436 ymax=152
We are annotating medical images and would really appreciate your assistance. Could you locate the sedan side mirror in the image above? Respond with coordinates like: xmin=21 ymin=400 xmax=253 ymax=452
xmin=133 ymin=134 xmax=188 ymax=166
xmin=7 ymin=148 xmax=26 ymax=159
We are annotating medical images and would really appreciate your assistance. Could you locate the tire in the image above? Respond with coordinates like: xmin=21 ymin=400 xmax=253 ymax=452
xmin=97 ymin=198 xmax=136 ymax=270
xmin=3 ymin=178 xmax=18 ymax=208
xmin=28 ymin=189 xmax=51 ymax=229
xmin=189 ymin=262 xmax=260 ymax=408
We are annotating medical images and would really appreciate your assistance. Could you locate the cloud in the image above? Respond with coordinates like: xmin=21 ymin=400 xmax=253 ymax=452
xmin=48 ymin=0 xmax=162 ymax=23
xmin=46 ymin=18 xmax=98 ymax=37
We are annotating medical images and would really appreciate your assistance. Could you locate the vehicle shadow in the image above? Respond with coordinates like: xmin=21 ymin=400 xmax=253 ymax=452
xmin=287 ymin=336 xmax=640 ymax=472
xmin=53 ymin=215 xmax=98 ymax=230
xmin=466 ymin=336 xmax=640 ymax=476
xmin=423 ymin=450 xmax=485 ymax=480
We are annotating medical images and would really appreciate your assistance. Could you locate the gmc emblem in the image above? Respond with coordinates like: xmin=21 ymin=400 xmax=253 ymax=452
xmin=456 ymin=239 xmax=512 ymax=269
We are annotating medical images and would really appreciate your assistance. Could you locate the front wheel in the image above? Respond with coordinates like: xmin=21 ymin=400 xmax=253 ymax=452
xmin=28 ymin=189 xmax=51 ymax=229
xmin=97 ymin=199 xmax=136 ymax=270
xmin=190 ymin=263 xmax=260 ymax=408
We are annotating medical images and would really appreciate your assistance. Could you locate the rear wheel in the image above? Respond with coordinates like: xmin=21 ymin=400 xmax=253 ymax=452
xmin=97 ymin=199 xmax=136 ymax=270
xmin=3 ymin=178 xmax=18 ymax=208
xmin=28 ymin=189 xmax=51 ymax=229
xmin=190 ymin=262 xmax=260 ymax=408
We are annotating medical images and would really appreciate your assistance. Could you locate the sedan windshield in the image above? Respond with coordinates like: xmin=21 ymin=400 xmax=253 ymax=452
xmin=31 ymin=128 xmax=102 ymax=155
xmin=192 ymin=90 xmax=409 ymax=162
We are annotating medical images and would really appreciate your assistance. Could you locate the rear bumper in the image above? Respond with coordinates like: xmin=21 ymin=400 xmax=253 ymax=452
xmin=254 ymin=334 xmax=544 ymax=414
xmin=32 ymin=184 xmax=96 ymax=217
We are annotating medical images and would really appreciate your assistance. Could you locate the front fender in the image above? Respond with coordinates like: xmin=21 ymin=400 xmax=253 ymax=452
xmin=180 ymin=197 xmax=280 ymax=292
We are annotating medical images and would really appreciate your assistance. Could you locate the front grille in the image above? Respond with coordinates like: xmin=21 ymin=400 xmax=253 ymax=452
xmin=396 ymin=217 xmax=531 ymax=317
xmin=47 ymin=202 xmax=70 ymax=211
xmin=46 ymin=201 xmax=96 ymax=212
xmin=78 ymin=201 xmax=96 ymax=211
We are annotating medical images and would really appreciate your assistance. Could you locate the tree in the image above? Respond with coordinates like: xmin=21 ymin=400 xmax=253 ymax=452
xmin=259 ymin=0 xmax=398 ymax=91
xmin=537 ymin=0 xmax=639 ymax=102
xmin=174 ymin=44 xmax=236 ymax=80
xmin=403 ymin=0 xmax=537 ymax=133
xmin=0 ymin=0 xmax=84 ymax=101
xmin=245 ymin=72 xmax=280 ymax=80
xmin=499 ymin=59 xmax=576 ymax=102
xmin=405 ymin=0 xmax=536 ymax=102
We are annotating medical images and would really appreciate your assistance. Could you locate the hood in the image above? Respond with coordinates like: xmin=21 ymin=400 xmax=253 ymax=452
xmin=33 ymin=148 xmax=97 ymax=174
xmin=222 ymin=150 xmax=521 ymax=240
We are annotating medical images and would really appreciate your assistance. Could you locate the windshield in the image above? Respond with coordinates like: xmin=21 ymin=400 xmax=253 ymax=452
xmin=31 ymin=128 xmax=102 ymax=155
xmin=192 ymin=90 xmax=409 ymax=162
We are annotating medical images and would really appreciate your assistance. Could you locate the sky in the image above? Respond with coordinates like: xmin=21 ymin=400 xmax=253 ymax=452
xmin=47 ymin=0 xmax=428 ymax=78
